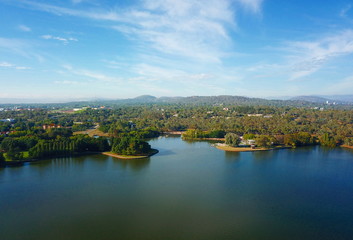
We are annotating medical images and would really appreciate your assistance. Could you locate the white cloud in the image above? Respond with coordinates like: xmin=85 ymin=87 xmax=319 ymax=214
xmin=236 ymin=0 xmax=263 ymax=14
xmin=18 ymin=24 xmax=31 ymax=32
xmin=0 ymin=61 xmax=31 ymax=70
xmin=16 ymin=0 xmax=246 ymax=63
xmin=284 ymin=30 xmax=353 ymax=80
xmin=110 ymin=0 xmax=236 ymax=63
xmin=0 ymin=62 xmax=13 ymax=67
xmin=41 ymin=35 xmax=78 ymax=44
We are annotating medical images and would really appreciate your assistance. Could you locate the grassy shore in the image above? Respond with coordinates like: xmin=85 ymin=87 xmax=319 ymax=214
xmin=215 ymin=143 xmax=291 ymax=152
xmin=102 ymin=149 xmax=159 ymax=159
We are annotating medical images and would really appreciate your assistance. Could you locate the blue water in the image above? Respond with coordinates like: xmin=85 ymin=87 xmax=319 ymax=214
xmin=1 ymin=136 xmax=353 ymax=240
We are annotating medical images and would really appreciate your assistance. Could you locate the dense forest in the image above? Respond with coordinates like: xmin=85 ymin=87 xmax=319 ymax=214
xmin=1 ymin=102 xmax=353 ymax=165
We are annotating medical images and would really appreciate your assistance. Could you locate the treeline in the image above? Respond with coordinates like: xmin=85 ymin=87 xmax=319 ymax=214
xmin=28 ymin=135 xmax=109 ymax=159
xmin=2 ymin=104 xmax=353 ymax=151
xmin=223 ymin=132 xmax=325 ymax=148
xmin=0 ymin=128 xmax=110 ymax=161
xmin=182 ymin=129 xmax=226 ymax=139
xmin=0 ymin=126 xmax=156 ymax=163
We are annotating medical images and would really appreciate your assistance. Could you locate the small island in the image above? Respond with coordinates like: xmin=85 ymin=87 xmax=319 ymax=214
xmin=103 ymin=149 xmax=159 ymax=159
xmin=103 ymin=134 xmax=158 ymax=159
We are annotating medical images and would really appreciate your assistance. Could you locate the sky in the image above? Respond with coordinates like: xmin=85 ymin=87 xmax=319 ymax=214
xmin=1 ymin=0 xmax=353 ymax=102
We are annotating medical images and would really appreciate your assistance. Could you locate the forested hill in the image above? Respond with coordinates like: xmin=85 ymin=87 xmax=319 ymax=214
xmin=1 ymin=95 xmax=352 ymax=108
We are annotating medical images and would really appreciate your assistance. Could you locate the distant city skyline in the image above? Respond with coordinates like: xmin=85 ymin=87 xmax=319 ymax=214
xmin=1 ymin=0 xmax=353 ymax=101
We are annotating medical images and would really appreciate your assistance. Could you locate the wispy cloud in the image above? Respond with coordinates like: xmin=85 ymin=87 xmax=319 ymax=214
xmin=18 ymin=24 xmax=31 ymax=32
xmin=113 ymin=0 xmax=236 ymax=63
xmin=0 ymin=37 xmax=45 ymax=62
xmin=0 ymin=61 xmax=31 ymax=70
xmin=62 ymin=65 xmax=122 ymax=83
xmin=41 ymin=35 xmax=78 ymax=44
xmin=284 ymin=30 xmax=353 ymax=80
xmin=236 ymin=0 xmax=264 ymax=14
xmin=340 ymin=4 xmax=352 ymax=18
xmin=17 ymin=0 xmax=123 ymax=21
xmin=13 ymin=0 xmax=263 ymax=63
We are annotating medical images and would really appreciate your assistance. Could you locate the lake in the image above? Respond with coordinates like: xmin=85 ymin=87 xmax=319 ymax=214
xmin=1 ymin=136 xmax=353 ymax=240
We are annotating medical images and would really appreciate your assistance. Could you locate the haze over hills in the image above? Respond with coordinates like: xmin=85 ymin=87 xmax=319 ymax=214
xmin=289 ymin=95 xmax=353 ymax=104
xmin=1 ymin=94 xmax=353 ymax=108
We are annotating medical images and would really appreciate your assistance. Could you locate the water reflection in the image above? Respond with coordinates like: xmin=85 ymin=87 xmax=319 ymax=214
xmin=252 ymin=150 xmax=275 ymax=161
xmin=112 ymin=157 xmax=150 ymax=171
xmin=2 ymin=137 xmax=353 ymax=240
xmin=154 ymin=148 xmax=175 ymax=156
xmin=224 ymin=151 xmax=241 ymax=161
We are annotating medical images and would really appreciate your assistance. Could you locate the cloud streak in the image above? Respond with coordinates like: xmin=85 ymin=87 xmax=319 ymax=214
xmin=41 ymin=35 xmax=78 ymax=44
xmin=62 ymin=65 xmax=122 ymax=83
xmin=283 ymin=30 xmax=353 ymax=80
xmin=111 ymin=0 xmax=236 ymax=63
xmin=0 ymin=61 xmax=31 ymax=70
xmin=237 ymin=0 xmax=263 ymax=14
xmin=14 ymin=0 xmax=262 ymax=63
xmin=18 ymin=24 xmax=31 ymax=32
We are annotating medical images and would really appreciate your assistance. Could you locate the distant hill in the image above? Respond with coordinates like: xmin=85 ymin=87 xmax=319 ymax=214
xmin=68 ymin=95 xmax=323 ymax=107
xmin=131 ymin=95 xmax=157 ymax=101
xmin=1 ymin=94 xmax=353 ymax=108
xmin=290 ymin=95 xmax=353 ymax=104
xmin=290 ymin=96 xmax=331 ymax=103
xmin=323 ymin=95 xmax=353 ymax=103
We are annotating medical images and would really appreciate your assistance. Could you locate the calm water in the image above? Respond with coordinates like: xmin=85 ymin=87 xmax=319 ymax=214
xmin=1 ymin=136 xmax=353 ymax=240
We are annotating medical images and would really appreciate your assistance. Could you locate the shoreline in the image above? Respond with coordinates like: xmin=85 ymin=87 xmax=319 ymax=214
xmin=341 ymin=145 xmax=353 ymax=149
xmin=215 ymin=144 xmax=291 ymax=152
xmin=163 ymin=131 xmax=185 ymax=135
xmin=183 ymin=137 xmax=225 ymax=141
xmin=102 ymin=149 xmax=159 ymax=159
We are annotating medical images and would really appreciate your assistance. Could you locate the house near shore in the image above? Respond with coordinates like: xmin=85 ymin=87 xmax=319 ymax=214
xmin=239 ymin=137 xmax=256 ymax=146
xmin=43 ymin=124 xmax=62 ymax=130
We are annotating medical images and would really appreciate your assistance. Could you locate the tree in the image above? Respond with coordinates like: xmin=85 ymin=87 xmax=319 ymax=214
xmin=225 ymin=133 xmax=241 ymax=147
xmin=243 ymin=133 xmax=255 ymax=140
xmin=319 ymin=133 xmax=336 ymax=147
xmin=255 ymin=135 xmax=273 ymax=148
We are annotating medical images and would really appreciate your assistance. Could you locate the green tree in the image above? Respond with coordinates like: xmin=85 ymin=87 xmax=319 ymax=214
xmin=319 ymin=133 xmax=336 ymax=147
xmin=243 ymin=133 xmax=255 ymax=140
xmin=225 ymin=133 xmax=241 ymax=147
xmin=255 ymin=135 xmax=273 ymax=148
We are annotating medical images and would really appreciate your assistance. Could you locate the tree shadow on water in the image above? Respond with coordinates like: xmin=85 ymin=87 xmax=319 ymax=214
xmin=113 ymin=157 xmax=150 ymax=171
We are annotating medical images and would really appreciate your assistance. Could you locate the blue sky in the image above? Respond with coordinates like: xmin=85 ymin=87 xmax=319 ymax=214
xmin=1 ymin=0 xmax=353 ymax=102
